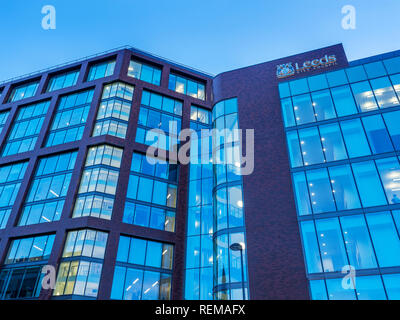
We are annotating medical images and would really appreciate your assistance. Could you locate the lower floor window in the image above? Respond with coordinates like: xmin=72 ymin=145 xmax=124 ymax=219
xmin=0 ymin=266 xmax=44 ymax=300
xmin=110 ymin=266 xmax=171 ymax=300
xmin=53 ymin=260 xmax=102 ymax=298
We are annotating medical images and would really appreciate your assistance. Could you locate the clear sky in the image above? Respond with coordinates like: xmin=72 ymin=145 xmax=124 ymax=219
xmin=1 ymin=0 xmax=399 ymax=81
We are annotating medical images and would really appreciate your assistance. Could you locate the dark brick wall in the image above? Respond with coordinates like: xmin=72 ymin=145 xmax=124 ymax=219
xmin=213 ymin=44 xmax=349 ymax=300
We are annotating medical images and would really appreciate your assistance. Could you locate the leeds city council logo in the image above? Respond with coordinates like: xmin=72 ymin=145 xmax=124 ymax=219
xmin=276 ymin=63 xmax=295 ymax=79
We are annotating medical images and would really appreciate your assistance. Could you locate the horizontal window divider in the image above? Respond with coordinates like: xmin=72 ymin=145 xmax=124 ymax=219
xmin=114 ymin=262 xmax=173 ymax=274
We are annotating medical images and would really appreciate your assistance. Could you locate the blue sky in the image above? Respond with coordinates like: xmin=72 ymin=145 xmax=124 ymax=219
xmin=0 ymin=0 xmax=399 ymax=81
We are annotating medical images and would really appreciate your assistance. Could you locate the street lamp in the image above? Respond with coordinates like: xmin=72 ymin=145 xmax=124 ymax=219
xmin=229 ymin=242 xmax=246 ymax=300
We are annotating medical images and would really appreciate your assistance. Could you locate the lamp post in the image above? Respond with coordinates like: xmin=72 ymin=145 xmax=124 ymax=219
xmin=229 ymin=242 xmax=246 ymax=300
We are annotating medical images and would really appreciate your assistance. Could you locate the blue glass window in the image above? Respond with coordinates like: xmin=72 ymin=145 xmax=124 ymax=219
xmin=292 ymin=172 xmax=312 ymax=216
xmin=47 ymin=69 xmax=79 ymax=92
xmin=286 ymin=131 xmax=303 ymax=167
xmin=376 ymin=157 xmax=400 ymax=204
xmin=328 ymin=165 xmax=361 ymax=210
xmin=340 ymin=215 xmax=377 ymax=269
xmin=340 ymin=119 xmax=371 ymax=158
xmin=355 ymin=275 xmax=387 ymax=300
xmin=364 ymin=61 xmax=387 ymax=79
xmin=128 ymin=60 xmax=161 ymax=85
xmin=292 ymin=94 xmax=315 ymax=125
xmin=326 ymin=278 xmax=356 ymax=300
xmin=330 ymin=85 xmax=358 ymax=117
xmin=326 ymin=70 xmax=348 ymax=87
xmin=370 ymin=77 xmax=399 ymax=108
xmin=319 ymin=123 xmax=347 ymax=162
xmin=311 ymin=90 xmax=336 ymax=121
xmin=278 ymin=82 xmax=291 ymax=98
xmin=351 ymin=81 xmax=378 ymax=112
xmin=383 ymin=110 xmax=400 ymax=150
xmin=169 ymin=73 xmax=205 ymax=100
xmin=2 ymin=100 xmax=50 ymax=156
xmin=351 ymin=161 xmax=387 ymax=207
xmin=298 ymin=127 xmax=325 ymax=166
xmin=383 ymin=57 xmax=400 ymax=75
xmin=362 ymin=114 xmax=393 ymax=154
xmin=309 ymin=280 xmax=328 ymax=300
xmin=87 ymin=59 xmax=115 ymax=81
xmin=289 ymin=78 xmax=309 ymax=96
xmin=366 ymin=212 xmax=400 ymax=267
xmin=8 ymin=81 xmax=39 ymax=102
xmin=307 ymin=74 xmax=328 ymax=92
xmin=307 ymin=169 xmax=336 ymax=213
xmin=315 ymin=218 xmax=348 ymax=272
xmin=281 ymin=98 xmax=296 ymax=127
xmin=46 ymin=90 xmax=93 ymax=147
xmin=345 ymin=66 xmax=367 ymax=83
xmin=300 ymin=221 xmax=322 ymax=273
xmin=382 ymin=274 xmax=400 ymax=299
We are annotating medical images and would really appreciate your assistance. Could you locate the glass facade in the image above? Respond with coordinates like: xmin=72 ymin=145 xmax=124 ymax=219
xmin=168 ymin=73 xmax=205 ymax=101
xmin=46 ymin=89 xmax=93 ymax=147
xmin=0 ymin=234 xmax=55 ymax=300
xmin=19 ymin=152 xmax=77 ymax=226
xmin=8 ymin=81 xmax=39 ymax=103
xmin=212 ymin=98 xmax=249 ymax=300
xmin=123 ymin=153 xmax=177 ymax=231
xmin=128 ymin=60 xmax=161 ymax=85
xmin=92 ymin=82 xmax=134 ymax=139
xmin=185 ymin=105 xmax=213 ymax=300
xmin=46 ymin=69 xmax=80 ymax=92
xmin=0 ymin=162 xmax=28 ymax=229
xmin=281 ymin=55 xmax=400 ymax=300
xmin=0 ymin=110 xmax=10 ymax=134
xmin=53 ymin=229 xmax=108 ymax=298
xmin=73 ymin=145 xmax=123 ymax=220
xmin=87 ymin=60 xmax=116 ymax=81
xmin=110 ymin=236 xmax=173 ymax=300
xmin=2 ymin=100 xmax=50 ymax=156
xmin=136 ymin=90 xmax=182 ymax=151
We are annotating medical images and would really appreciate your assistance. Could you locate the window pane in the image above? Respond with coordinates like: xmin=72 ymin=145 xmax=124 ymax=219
xmin=382 ymin=274 xmax=400 ymax=299
xmin=340 ymin=119 xmax=371 ymax=158
xmin=352 ymin=161 xmax=387 ymax=207
xmin=383 ymin=110 xmax=400 ymax=150
xmin=309 ymin=280 xmax=328 ymax=300
xmin=330 ymin=85 xmax=358 ymax=117
xmin=375 ymin=157 xmax=400 ymax=204
xmin=300 ymin=221 xmax=323 ymax=274
xmin=370 ymin=77 xmax=399 ymax=108
xmin=306 ymin=169 xmax=336 ymax=214
xmin=326 ymin=70 xmax=348 ymax=87
xmin=362 ymin=114 xmax=394 ymax=154
xmin=326 ymin=278 xmax=356 ymax=300
xmin=308 ymin=74 xmax=328 ymax=92
xmin=328 ymin=165 xmax=361 ymax=210
xmin=292 ymin=172 xmax=312 ymax=216
xmin=298 ymin=127 xmax=325 ymax=166
xmin=351 ymin=81 xmax=378 ymax=112
xmin=366 ymin=212 xmax=400 ymax=268
xmin=311 ymin=90 xmax=336 ymax=121
xmin=292 ymin=94 xmax=315 ymax=125
xmin=315 ymin=218 xmax=348 ymax=273
xmin=319 ymin=123 xmax=347 ymax=162
xmin=281 ymin=98 xmax=296 ymax=127
xmin=364 ymin=61 xmax=387 ymax=79
xmin=340 ymin=215 xmax=377 ymax=269
xmin=286 ymin=131 xmax=303 ymax=167
xmin=356 ymin=276 xmax=387 ymax=300
xmin=289 ymin=78 xmax=309 ymax=95
xmin=345 ymin=66 xmax=367 ymax=83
